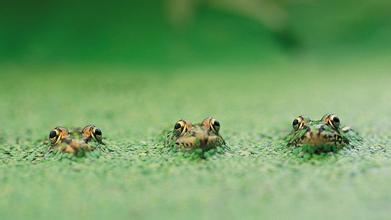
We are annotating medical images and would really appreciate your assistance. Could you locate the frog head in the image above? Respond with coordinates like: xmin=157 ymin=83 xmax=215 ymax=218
xmin=168 ymin=117 xmax=225 ymax=150
xmin=48 ymin=125 xmax=103 ymax=154
xmin=286 ymin=114 xmax=351 ymax=148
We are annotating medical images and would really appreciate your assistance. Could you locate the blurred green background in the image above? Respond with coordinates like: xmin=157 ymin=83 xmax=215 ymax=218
xmin=1 ymin=0 xmax=390 ymax=66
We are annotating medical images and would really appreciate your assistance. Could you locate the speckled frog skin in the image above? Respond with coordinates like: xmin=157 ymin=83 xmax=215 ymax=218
xmin=48 ymin=125 xmax=103 ymax=154
xmin=166 ymin=117 xmax=225 ymax=150
xmin=286 ymin=114 xmax=362 ymax=149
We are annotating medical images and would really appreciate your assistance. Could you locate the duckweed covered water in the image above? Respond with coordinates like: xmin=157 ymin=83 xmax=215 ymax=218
xmin=0 ymin=60 xmax=390 ymax=220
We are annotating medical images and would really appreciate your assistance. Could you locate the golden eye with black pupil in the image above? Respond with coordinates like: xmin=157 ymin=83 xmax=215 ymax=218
xmin=211 ymin=119 xmax=220 ymax=132
xmin=292 ymin=116 xmax=303 ymax=130
xmin=329 ymin=115 xmax=340 ymax=129
xmin=174 ymin=123 xmax=182 ymax=130
xmin=94 ymin=128 xmax=102 ymax=136
xmin=49 ymin=128 xmax=62 ymax=145
xmin=91 ymin=127 xmax=103 ymax=144
xmin=174 ymin=120 xmax=186 ymax=135
xmin=292 ymin=119 xmax=299 ymax=128
xmin=49 ymin=130 xmax=57 ymax=139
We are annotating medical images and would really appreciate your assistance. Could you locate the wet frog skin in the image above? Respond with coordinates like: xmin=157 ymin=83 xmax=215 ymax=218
xmin=166 ymin=117 xmax=225 ymax=150
xmin=286 ymin=114 xmax=362 ymax=150
xmin=48 ymin=125 xmax=103 ymax=154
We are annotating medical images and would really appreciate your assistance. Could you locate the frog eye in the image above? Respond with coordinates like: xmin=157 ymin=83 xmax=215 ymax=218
xmin=49 ymin=130 xmax=57 ymax=139
xmin=292 ymin=116 xmax=304 ymax=130
xmin=94 ymin=128 xmax=102 ymax=136
xmin=174 ymin=122 xmax=182 ymax=130
xmin=92 ymin=127 xmax=103 ymax=143
xmin=328 ymin=114 xmax=340 ymax=129
xmin=82 ymin=125 xmax=103 ymax=144
xmin=211 ymin=118 xmax=220 ymax=133
xmin=174 ymin=120 xmax=187 ymax=135
xmin=49 ymin=128 xmax=63 ymax=145
xmin=202 ymin=117 xmax=220 ymax=133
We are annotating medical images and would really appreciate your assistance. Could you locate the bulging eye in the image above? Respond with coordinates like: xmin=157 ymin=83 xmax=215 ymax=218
xmin=94 ymin=128 xmax=102 ymax=136
xmin=81 ymin=125 xmax=103 ymax=144
xmin=49 ymin=128 xmax=62 ymax=145
xmin=211 ymin=119 xmax=220 ymax=132
xmin=174 ymin=120 xmax=186 ymax=135
xmin=91 ymin=127 xmax=103 ymax=144
xmin=292 ymin=116 xmax=304 ymax=130
xmin=174 ymin=123 xmax=182 ymax=130
xmin=49 ymin=130 xmax=57 ymax=139
xmin=329 ymin=115 xmax=340 ymax=128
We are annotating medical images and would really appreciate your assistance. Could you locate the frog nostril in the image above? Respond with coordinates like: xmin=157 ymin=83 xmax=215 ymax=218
xmin=199 ymin=137 xmax=208 ymax=146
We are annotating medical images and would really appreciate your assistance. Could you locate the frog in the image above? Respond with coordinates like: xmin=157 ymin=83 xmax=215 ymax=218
xmin=48 ymin=125 xmax=103 ymax=154
xmin=286 ymin=114 xmax=362 ymax=151
xmin=165 ymin=117 xmax=225 ymax=150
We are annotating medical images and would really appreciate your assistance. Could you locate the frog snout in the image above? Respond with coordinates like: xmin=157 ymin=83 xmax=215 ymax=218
xmin=195 ymin=132 xmax=209 ymax=146
xmin=306 ymin=130 xmax=316 ymax=138
xmin=306 ymin=126 xmax=326 ymax=137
